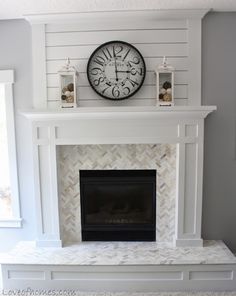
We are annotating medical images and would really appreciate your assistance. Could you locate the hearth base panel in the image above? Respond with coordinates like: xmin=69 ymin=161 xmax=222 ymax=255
xmin=1 ymin=264 xmax=236 ymax=291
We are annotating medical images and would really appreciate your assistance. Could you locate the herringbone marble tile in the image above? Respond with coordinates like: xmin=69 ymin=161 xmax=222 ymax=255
xmin=0 ymin=241 xmax=235 ymax=265
xmin=58 ymin=144 xmax=176 ymax=244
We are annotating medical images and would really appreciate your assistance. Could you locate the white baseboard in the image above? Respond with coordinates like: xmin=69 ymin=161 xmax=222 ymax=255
xmin=35 ymin=240 xmax=62 ymax=248
xmin=174 ymin=238 xmax=203 ymax=247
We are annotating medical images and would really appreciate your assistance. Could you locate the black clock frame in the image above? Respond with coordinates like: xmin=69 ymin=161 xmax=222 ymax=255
xmin=86 ymin=40 xmax=146 ymax=100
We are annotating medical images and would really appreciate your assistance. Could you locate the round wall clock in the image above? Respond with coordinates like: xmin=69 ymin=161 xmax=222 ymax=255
xmin=87 ymin=41 xmax=146 ymax=100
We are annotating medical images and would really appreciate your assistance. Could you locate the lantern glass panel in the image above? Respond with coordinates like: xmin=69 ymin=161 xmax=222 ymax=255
xmin=159 ymin=72 xmax=173 ymax=103
xmin=159 ymin=73 xmax=172 ymax=88
xmin=60 ymin=74 xmax=75 ymax=104
xmin=61 ymin=75 xmax=73 ymax=87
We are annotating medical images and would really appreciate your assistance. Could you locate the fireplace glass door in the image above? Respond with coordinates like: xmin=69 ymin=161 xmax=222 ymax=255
xmin=80 ymin=170 xmax=156 ymax=241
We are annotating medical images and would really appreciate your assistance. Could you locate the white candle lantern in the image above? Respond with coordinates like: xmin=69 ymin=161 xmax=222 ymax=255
xmin=155 ymin=57 xmax=174 ymax=106
xmin=58 ymin=58 xmax=78 ymax=108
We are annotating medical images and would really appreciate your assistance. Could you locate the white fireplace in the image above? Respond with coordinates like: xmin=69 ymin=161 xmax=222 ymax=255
xmin=20 ymin=9 xmax=217 ymax=248
xmin=5 ymin=9 xmax=236 ymax=293
xmin=22 ymin=105 xmax=216 ymax=248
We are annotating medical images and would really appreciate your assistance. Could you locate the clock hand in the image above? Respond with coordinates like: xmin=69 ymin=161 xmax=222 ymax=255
xmin=116 ymin=70 xmax=131 ymax=73
xmin=114 ymin=58 xmax=118 ymax=82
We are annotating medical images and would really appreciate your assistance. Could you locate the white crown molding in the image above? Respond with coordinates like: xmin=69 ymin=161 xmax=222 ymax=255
xmin=24 ymin=9 xmax=210 ymax=25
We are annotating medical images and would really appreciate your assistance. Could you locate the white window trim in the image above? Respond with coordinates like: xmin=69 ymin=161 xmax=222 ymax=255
xmin=0 ymin=70 xmax=22 ymax=228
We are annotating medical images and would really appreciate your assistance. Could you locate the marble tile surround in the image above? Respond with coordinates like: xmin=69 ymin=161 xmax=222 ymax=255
xmin=58 ymin=144 xmax=176 ymax=244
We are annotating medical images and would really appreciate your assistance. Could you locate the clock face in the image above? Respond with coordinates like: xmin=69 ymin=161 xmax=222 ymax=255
xmin=87 ymin=41 xmax=146 ymax=100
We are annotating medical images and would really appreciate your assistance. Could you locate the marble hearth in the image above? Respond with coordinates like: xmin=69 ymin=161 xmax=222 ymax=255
xmin=22 ymin=106 xmax=216 ymax=248
xmin=1 ymin=240 xmax=235 ymax=266
xmin=1 ymin=240 xmax=236 ymax=291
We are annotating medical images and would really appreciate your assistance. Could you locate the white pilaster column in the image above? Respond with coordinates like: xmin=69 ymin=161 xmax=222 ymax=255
xmin=32 ymin=122 xmax=62 ymax=247
xmin=174 ymin=120 xmax=204 ymax=247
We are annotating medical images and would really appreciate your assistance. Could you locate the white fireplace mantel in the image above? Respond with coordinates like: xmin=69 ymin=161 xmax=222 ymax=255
xmin=22 ymin=106 xmax=215 ymax=120
xmin=22 ymin=105 xmax=216 ymax=248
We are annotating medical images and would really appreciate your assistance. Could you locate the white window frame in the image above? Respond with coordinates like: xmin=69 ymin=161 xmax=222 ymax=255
xmin=0 ymin=70 xmax=22 ymax=228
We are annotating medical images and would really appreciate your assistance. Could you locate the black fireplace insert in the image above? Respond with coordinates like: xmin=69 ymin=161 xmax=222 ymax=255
xmin=80 ymin=170 xmax=156 ymax=241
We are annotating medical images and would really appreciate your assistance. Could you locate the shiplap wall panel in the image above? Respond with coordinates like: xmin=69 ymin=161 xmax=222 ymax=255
xmin=47 ymin=98 xmax=188 ymax=109
xmin=47 ymin=71 xmax=188 ymax=87
xmin=46 ymin=43 xmax=187 ymax=60
xmin=44 ymin=19 xmax=190 ymax=106
xmin=45 ymin=20 xmax=187 ymax=32
xmin=47 ymin=84 xmax=187 ymax=101
xmin=46 ymin=57 xmax=188 ymax=73
xmin=46 ymin=29 xmax=187 ymax=46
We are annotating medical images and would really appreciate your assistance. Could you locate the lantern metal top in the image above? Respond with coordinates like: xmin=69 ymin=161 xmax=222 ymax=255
xmin=156 ymin=56 xmax=175 ymax=72
xmin=59 ymin=58 xmax=77 ymax=73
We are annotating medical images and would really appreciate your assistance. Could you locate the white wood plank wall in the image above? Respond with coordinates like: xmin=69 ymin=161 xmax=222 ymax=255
xmin=45 ymin=20 xmax=189 ymax=108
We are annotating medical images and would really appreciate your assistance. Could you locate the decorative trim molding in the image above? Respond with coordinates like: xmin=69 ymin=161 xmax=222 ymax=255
xmin=0 ymin=218 xmax=22 ymax=228
xmin=24 ymin=9 xmax=210 ymax=25
xmin=0 ymin=70 xmax=22 ymax=228
xmin=2 ymin=262 xmax=236 ymax=291
xmin=0 ymin=70 xmax=14 ymax=84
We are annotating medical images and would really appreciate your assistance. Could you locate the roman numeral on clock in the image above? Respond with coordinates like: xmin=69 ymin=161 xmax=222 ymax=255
xmin=127 ymin=78 xmax=139 ymax=87
xmin=94 ymin=55 xmax=105 ymax=66
xmin=123 ymin=49 xmax=131 ymax=61
xmin=102 ymin=48 xmax=113 ymax=60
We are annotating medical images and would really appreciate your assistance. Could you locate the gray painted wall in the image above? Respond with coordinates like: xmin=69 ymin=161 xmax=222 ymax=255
xmin=202 ymin=12 xmax=236 ymax=252
xmin=0 ymin=12 xmax=235 ymax=252
xmin=0 ymin=19 xmax=36 ymax=251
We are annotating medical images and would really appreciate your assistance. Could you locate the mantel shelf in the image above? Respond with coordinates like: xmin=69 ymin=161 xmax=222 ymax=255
xmin=21 ymin=105 xmax=216 ymax=121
